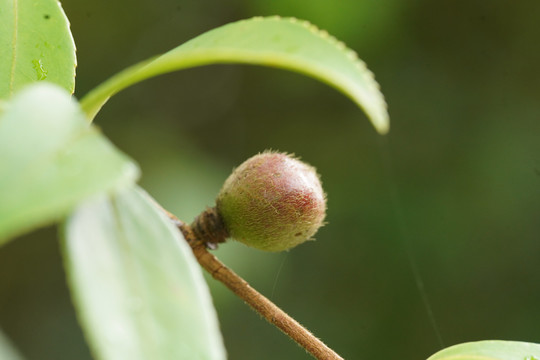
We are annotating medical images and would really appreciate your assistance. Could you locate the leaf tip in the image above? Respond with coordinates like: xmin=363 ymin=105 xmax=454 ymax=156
xmin=374 ymin=116 xmax=390 ymax=135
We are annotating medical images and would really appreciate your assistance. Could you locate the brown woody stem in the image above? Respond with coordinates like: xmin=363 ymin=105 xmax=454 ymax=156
xmin=164 ymin=210 xmax=343 ymax=360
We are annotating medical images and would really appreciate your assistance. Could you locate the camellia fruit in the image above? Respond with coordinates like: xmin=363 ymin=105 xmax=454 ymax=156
xmin=216 ymin=151 xmax=326 ymax=252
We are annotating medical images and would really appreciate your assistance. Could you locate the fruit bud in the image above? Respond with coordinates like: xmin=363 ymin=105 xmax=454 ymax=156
xmin=216 ymin=151 xmax=326 ymax=252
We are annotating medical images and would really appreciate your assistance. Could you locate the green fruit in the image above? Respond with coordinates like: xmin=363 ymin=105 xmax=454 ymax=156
xmin=216 ymin=151 xmax=326 ymax=252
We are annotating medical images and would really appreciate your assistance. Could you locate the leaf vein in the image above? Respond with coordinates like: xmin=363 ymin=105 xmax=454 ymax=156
xmin=9 ymin=0 xmax=19 ymax=95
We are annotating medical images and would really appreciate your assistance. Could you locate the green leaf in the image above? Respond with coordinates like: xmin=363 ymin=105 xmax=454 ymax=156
xmin=0 ymin=328 xmax=24 ymax=360
xmin=0 ymin=83 xmax=139 ymax=244
xmin=0 ymin=0 xmax=76 ymax=99
xmin=81 ymin=16 xmax=389 ymax=134
xmin=62 ymin=186 xmax=226 ymax=360
xmin=427 ymin=340 xmax=540 ymax=360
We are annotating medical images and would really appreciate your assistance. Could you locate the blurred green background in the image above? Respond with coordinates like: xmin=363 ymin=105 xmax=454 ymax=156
xmin=1 ymin=0 xmax=539 ymax=359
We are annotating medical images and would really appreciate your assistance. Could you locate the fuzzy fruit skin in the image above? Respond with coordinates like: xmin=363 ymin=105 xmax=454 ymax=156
xmin=216 ymin=152 xmax=326 ymax=252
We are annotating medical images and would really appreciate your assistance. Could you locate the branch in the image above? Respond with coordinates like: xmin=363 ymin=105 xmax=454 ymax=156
xmin=164 ymin=211 xmax=344 ymax=360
